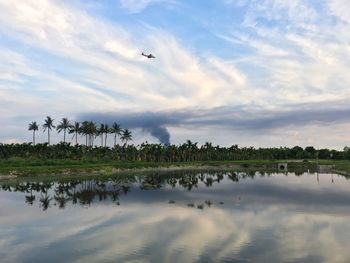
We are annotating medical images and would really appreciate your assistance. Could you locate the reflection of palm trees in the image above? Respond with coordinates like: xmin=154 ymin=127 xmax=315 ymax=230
xmin=40 ymin=193 xmax=52 ymax=211
xmin=54 ymin=183 xmax=71 ymax=209
xmin=228 ymin=172 xmax=239 ymax=182
xmin=54 ymin=194 xmax=69 ymax=209
xmin=14 ymin=184 xmax=27 ymax=192
xmin=77 ymin=180 xmax=96 ymax=206
xmin=66 ymin=184 xmax=78 ymax=205
xmin=121 ymin=185 xmax=130 ymax=195
xmin=111 ymin=184 xmax=120 ymax=202
xmin=167 ymin=178 xmax=177 ymax=188
xmin=204 ymin=177 xmax=213 ymax=187
xmin=1 ymin=184 xmax=12 ymax=192
xmin=215 ymin=173 xmax=224 ymax=182
xmin=0 ymin=178 xmax=129 ymax=210
xmin=25 ymin=193 xmax=36 ymax=206
xmin=0 ymin=170 xmax=269 ymax=210
xmin=96 ymin=189 xmax=108 ymax=201
xmin=141 ymin=175 xmax=162 ymax=190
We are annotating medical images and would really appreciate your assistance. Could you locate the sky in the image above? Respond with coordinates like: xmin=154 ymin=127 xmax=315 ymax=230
xmin=1 ymin=0 xmax=350 ymax=148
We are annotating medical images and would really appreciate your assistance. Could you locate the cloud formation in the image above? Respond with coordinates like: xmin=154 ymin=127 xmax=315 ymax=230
xmin=0 ymin=0 xmax=350 ymax=147
xmin=79 ymin=100 xmax=350 ymax=144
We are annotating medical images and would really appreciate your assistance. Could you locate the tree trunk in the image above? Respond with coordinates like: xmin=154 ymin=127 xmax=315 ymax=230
xmin=75 ymin=132 xmax=78 ymax=145
xmin=105 ymin=134 xmax=107 ymax=147
xmin=33 ymin=131 xmax=35 ymax=145
xmin=63 ymin=130 xmax=66 ymax=143
xmin=114 ymin=134 xmax=116 ymax=147
xmin=48 ymin=129 xmax=50 ymax=145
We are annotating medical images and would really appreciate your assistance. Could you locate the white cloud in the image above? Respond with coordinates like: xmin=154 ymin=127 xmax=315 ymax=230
xmin=328 ymin=0 xmax=350 ymax=23
xmin=0 ymin=0 xmax=350 ymax=146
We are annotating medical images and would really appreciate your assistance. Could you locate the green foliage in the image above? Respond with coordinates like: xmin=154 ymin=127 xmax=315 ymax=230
xmin=0 ymin=142 xmax=347 ymax=163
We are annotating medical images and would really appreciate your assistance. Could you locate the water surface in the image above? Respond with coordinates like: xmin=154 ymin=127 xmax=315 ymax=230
xmin=1 ymin=171 xmax=350 ymax=263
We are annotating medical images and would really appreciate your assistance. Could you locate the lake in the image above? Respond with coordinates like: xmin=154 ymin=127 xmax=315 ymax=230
xmin=0 ymin=170 xmax=350 ymax=263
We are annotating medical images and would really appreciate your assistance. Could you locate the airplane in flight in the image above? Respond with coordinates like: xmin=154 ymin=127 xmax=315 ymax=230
xmin=142 ymin=52 xmax=156 ymax=59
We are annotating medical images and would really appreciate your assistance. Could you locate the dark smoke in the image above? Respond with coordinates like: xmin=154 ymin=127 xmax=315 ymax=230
xmin=146 ymin=126 xmax=170 ymax=145
xmin=77 ymin=100 xmax=350 ymax=144
xmin=77 ymin=111 xmax=186 ymax=145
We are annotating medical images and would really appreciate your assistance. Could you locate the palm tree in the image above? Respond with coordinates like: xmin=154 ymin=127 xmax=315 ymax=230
xmin=42 ymin=116 xmax=55 ymax=145
xmin=56 ymin=118 xmax=72 ymax=143
xmin=80 ymin=121 xmax=97 ymax=147
xmin=121 ymin=129 xmax=132 ymax=146
xmin=28 ymin=121 xmax=39 ymax=145
xmin=69 ymin=122 xmax=80 ymax=145
xmin=110 ymin=122 xmax=122 ymax=147
xmin=87 ymin=121 xmax=97 ymax=147
xmin=80 ymin=121 xmax=89 ymax=146
xmin=103 ymin=124 xmax=109 ymax=147
xmin=97 ymin=124 xmax=105 ymax=147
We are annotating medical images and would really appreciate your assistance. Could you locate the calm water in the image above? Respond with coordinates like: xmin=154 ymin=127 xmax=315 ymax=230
xmin=1 ymin=171 xmax=350 ymax=263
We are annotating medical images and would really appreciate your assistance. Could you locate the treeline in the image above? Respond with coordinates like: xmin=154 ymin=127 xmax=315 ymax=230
xmin=0 ymin=141 xmax=349 ymax=161
xmin=0 ymin=116 xmax=345 ymax=161
xmin=28 ymin=116 xmax=132 ymax=146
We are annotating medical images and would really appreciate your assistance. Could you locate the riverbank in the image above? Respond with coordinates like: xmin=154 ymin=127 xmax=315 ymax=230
xmin=0 ymin=158 xmax=329 ymax=179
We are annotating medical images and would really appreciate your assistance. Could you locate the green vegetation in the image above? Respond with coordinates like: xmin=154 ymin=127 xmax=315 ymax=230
xmin=0 ymin=157 xmax=281 ymax=177
xmin=1 ymin=116 xmax=350 ymax=177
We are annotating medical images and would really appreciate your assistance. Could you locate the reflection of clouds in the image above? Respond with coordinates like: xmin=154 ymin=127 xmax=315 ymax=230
xmin=2 ymin=204 xmax=350 ymax=262
xmin=1 ymin=174 xmax=350 ymax=262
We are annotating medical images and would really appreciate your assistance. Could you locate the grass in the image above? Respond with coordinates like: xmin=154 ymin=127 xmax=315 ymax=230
xmin=0 ymin=158 xmax=278 ymax=177
xmin=0 ymin=157 xmax=349 ymax=178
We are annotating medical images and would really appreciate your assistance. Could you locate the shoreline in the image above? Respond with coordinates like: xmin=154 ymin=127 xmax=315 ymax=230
xmin=1 ymin=159 xmax=349 ymax=181
xmin=0 ymin=159 xmax=322 ymax=180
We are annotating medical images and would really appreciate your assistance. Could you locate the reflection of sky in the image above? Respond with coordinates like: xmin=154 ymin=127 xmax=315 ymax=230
xmin=1 ymin=172 xmax=350 ymax=263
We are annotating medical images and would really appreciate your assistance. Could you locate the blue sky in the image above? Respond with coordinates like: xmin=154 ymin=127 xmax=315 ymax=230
xmin=1 ymin=0 xmax=350 ymax=148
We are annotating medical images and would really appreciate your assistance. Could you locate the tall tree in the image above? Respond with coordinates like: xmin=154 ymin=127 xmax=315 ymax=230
xmin=80 ymin=121 xmax=97 ymax=147
xmin=69 ymin=122 xmax=80 ymax=145
xmin=104 ymin=124 xmax=109 ymax=147
xmin=121 ymin=129 xmax=132 ymax=146
xmin=87 ymin=121 xmax=97 ymax=147
xmin=42 ymin=116 xmax=55 ymax=145
xmin=28 ymin=121 xmax=39 ymax=145
xmin=110 ymin=122 xmax=122 ymax=147
xmin=56 ymin=118 xmax=72 ymax=143
xmin=97 ymin=124 xmax=105 ymax=147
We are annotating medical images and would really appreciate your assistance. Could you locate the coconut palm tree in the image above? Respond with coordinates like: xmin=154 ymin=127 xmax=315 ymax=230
xmin=69 ymin=122 xmax=80 ymax=145
xmin=103 ymin=124 xmax=109 ymax=147
xmin=79 ymin=121 xmax=97 ymax=147
xmin=97 ymin=124 xmax=105 ymax=147
xmin=110 ymin=122 xmax=122 ymax=147
xmin=28 ymin=121 xmax=39 ymax=145
xmin=42 ymin=116 xmax=55 ymax=145
xmin=87 ymin=121 xmax=97 ymax=147
xmin=56 ymin=118 xmax=72 ymax=143
xmin=80 ymin=121 xmax=89 ymax=146
xmin=121 ymin=129 xmax=132 ymax=146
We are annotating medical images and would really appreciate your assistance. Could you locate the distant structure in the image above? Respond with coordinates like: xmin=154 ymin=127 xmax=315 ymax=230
xmin=142 ymin=52 xmax=155 ymax=59
xmin=278 ymin=163 xmax=288 ymax=171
